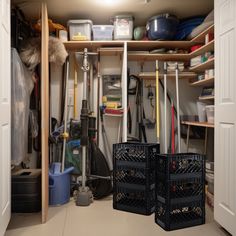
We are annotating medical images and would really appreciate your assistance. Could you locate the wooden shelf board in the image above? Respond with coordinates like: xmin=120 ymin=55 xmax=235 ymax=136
xmin=127 ymin=40 xmax=196 ymax=50
xmin=190 ymin=40 xmax=214 ymax=58
xmin=182 ymin=121 xmax=214 ymax=128
xmin=139 ymin=72 xmax=197 ymax=80
xmin=199 ymin=95 xmax=215 ymax=100
xmin=128 ymin=53 xmax=190 ymax=61
xmin=190 ymin=58 xmax=214 ymax=72
xmin=99 ymin=47 xmax=123 ymax=56
xmin=64 ymin=41 xmax=124 ymax=51
xmin=190 ymin=77 xmax=214 ymax=86
xmin=191 ymin=24 xmax=214 ymax=43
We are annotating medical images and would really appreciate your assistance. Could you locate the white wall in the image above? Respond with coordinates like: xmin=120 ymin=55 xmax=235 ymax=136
xmin=50 ymin=54 xmax=213 ymax=160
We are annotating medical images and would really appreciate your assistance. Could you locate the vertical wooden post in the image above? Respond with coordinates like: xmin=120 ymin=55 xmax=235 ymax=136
xmin=41 ymin=2 xmax=49 ymax=224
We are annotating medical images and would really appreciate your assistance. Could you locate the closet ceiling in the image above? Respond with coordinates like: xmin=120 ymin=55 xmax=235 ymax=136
xmin=13 ymin=0 xmax=214 ymax=25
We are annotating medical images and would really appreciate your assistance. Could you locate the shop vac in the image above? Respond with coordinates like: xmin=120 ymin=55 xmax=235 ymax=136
xmin=74 ymin=48 xmax=112 ymax=206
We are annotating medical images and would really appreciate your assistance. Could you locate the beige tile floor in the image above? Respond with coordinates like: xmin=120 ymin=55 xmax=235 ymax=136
xmin=6 ymin=197 xmax=230 ymax=236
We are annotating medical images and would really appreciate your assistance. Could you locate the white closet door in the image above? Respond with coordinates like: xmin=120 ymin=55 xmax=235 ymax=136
xmin=215 ymin=0 xmax=236 ymax=235
xmin=0 ymin=0 xmax=11 ymax=235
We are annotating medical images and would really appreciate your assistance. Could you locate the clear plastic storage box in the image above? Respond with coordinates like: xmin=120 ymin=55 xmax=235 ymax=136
xmin=68 ymin=20 xmax=92 ymax=41
xmin=92 ymin=25 xmax=114 ymax=40
xmin=206 ymin=105 xmax=214 ymax=123
xmin=113 ymin=15 xmax=134 ymax=40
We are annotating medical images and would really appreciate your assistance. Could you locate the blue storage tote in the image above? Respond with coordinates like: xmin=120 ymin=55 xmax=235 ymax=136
xmin=49 ymin=163 xmax=74 ymax=206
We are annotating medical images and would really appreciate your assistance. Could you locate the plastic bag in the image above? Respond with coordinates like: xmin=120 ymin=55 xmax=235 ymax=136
xmin=11 ymin=48 xmax=34 ymax=166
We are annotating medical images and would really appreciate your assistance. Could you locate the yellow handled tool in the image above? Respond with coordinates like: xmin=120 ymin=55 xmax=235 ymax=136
xmin=155 ymin=60 xmax=160 ymax=142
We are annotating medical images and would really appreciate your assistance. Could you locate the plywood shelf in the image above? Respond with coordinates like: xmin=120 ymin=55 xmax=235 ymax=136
xmin=128 ymin=53 xmax=190 ymax=61
xmin=190 ymin=58 xmax=215 ymax=72
xmin=127 ymin=40 xmax=196 ymax=50
xmin=190 ymin=40 xmax=214 ymax=58
xmin=138 ymin=72 xmax=197 ymax=80
xmin=64 ymin=41 xmax=124 ymax=51
xmin=182 ymin=121 xmax=214 ymax=128
xmin=190 ymin=24 xmax=214 ymax=43
xmin=190 ymin=77 xmax=214 ymax=86
xmin=199 ymin=95 xmax=215 ymax=100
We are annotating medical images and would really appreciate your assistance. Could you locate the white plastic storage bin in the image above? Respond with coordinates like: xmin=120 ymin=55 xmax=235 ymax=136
xmin=113 ymin=15 xmax=134 ymax=40
xmin=206 ymin=105 xmax=214 ymax=123
xmin=197 ymin=101 xmax=207 ymax=122
xmin=68 ymin=20 xmax=92 ymax=41
xmin=92 ymin=25 xmax=114 ymax=41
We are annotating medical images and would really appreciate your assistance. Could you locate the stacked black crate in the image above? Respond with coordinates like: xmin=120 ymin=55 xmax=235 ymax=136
xmin=113 ymin=143 xmax=160 ymax=215
xmin=155 ymin=153 xmax=205 ymax=231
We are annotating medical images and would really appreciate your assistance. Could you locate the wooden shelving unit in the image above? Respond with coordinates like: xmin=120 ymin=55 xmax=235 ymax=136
xmin=199 ymin=95 xmax=215 ymax=100
xmin=190 ymin=40 xmax=214 ymax=58
xmin=190 ymin=58 xmax=214 ymax=72
xmin=139 ymin=71 xmax=197 ymax=80
xmin=182 ymin=121 xmax=214 ymax=128
xmin=190 ymin=24 xmax=214 ymax=43
xmin=190 ymin=77 xmax=214 ymax=86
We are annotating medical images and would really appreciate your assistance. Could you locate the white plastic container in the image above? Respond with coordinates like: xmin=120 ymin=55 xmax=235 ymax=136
xmin=197 ymin=101 xmax=207 ymax=122
xmin=68 ymin=20 xmax=92 ymax=41
xmin=92 ymin=25 xmax=114 ymax=41
xmin=206 ymin=105 xmax=215 ymax=123
xmin=113 ymin=15 xmax=134 ymax=40
xmin=58 ymin=30 xmax=68 ymax=42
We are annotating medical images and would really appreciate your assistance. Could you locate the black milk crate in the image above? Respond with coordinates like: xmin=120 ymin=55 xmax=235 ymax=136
xmin=114 ymin=165 xmax=155 ymax=191
xmin=113 ymin=186 xmax=155 ymax=215
xmin=155 ymin=200 xmax=205 ymax=231
xmin=156 ymin=176 xmax=204 ymax=204
xmin=156 ymin=153 xmax=205 ymax=180
xmin=113 ymin=143 xmax=160 ymax=169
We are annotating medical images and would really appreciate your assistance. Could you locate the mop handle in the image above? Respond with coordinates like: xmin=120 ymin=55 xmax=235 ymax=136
xmin=171 ymin=101 xmax=175 ymax=154
xmin=175 ymin=63 xmax=181 ymax=153
xmin=61 ymin=59 xmax=70 ymax=172
xmin=164 ymin=62 xmax=167 ymax=153
xmin=155 ymin=60 xmax=160 ymax=141
xmin=74 ymin=69 xmax=78 ymax=119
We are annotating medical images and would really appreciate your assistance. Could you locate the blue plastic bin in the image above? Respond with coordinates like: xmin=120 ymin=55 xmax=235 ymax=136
xmin=49 ymin=163 xmax=74 ymax=206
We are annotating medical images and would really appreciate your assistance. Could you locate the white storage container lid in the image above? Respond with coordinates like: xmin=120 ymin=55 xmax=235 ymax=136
xmin=68 ymin=19 xmax=93 ymax=26
xmin=113 ymin=15 xmax=134 ymax=20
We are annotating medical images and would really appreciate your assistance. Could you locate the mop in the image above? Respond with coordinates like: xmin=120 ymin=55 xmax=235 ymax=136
xmin=61 ymin=59 xmax=69 ymax=172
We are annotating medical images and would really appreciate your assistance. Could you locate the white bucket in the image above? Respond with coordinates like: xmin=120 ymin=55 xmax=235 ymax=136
xmin=197 ymin=102 xmax=207 ymax=122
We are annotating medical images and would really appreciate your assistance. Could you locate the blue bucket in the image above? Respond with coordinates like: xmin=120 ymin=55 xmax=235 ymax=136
xmin=49 ymin=163 xmax=74 ymax=206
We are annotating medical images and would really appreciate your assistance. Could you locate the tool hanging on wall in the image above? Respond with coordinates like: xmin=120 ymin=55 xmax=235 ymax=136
xmin=145 ymin=85 xmax=155 ymax=129
xmin=171 ymin=100 xmax=175 ymax=154
xmin=96 ymin=53 xmax=101 ymax=146
xmin=155 ymin=60 xmax=160 ymax=144
xmin=163 ymin=62 xmax=168 ymax=153
xmin=175 ymin=63 xmax=181 ymax=153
